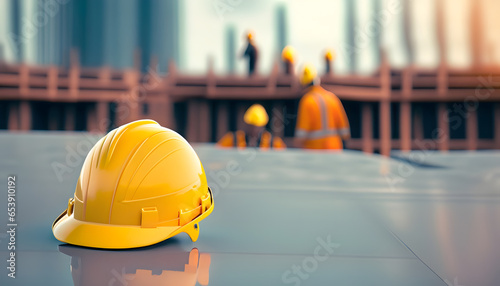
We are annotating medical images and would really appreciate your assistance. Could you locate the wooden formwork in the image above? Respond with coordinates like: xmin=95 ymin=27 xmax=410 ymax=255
xmin=1 ymin=54 xmax=500 ymax=155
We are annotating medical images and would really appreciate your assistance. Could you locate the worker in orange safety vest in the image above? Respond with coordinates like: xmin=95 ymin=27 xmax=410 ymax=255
xmin=294 ymin=63 xmax=350 ymax=150
xmin=217 ymin=104 xmax=286 ymax=150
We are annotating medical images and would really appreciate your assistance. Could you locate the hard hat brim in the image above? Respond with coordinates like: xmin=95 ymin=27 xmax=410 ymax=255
xmin=244 ymin=119 xmax=268 ymax=127
xmin=52 ymin=188 xmax=214 ymax=249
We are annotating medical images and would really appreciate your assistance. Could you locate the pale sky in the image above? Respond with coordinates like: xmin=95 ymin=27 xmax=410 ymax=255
xmin=1 ymin=0 xmax=499 ymax=74
xmin=182 ymin=0 xmax=500 ymax=75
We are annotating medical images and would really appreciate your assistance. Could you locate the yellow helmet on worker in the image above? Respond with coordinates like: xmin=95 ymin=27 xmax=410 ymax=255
xmin=325 ymin=48 xmax=336 ymax=61
xmin=52 ymin=120 xmax=214 ymax=249
xmin=281 ymin=45 xmax=296 ymax=63
xmin=244 ymin=104 xmax=269 ymax=127
xmin=299 ymin=63 xmax=318 ymax=86
xmin=246 ymin=30 xmax=254 ymax=41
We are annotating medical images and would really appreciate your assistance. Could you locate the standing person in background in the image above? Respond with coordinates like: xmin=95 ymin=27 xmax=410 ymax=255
xmin=281 ymin=45 xmax=296 ymax=75
xmin=218 ymin=104 xmax=286 ymax=150
xmin=294 ymin=64 xmax=350 ymax=150
xmin=242 ymin=31 xmax=258 ymax=76
xmin=324 ymin=49 xmax=335 ymax=75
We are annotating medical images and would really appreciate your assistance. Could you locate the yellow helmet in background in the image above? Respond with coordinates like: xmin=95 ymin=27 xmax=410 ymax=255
xmin=244 ymin=104 xmax=269 ymax=127
xmin=52 ymin=120 xmax=214 ymax=249
xmin=246 ymin=31 xmax=254 ymax=41
xmin=281 ymin=45 xmax=296 ymax=63
xmin=299 ymin=63 xmax=318 ymax=86
xmin=325 ymin=49 xmax=336 ymax=61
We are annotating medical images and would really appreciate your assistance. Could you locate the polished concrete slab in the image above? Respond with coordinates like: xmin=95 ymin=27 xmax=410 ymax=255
xmin=0 ymin=132 xmax=499 ymax=285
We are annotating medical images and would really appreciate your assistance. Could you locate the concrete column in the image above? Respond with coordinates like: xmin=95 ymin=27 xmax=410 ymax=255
xmin=164 ymin=94 xmax=175 ymax=130
xmin=437 ymin=103 xmax=449 ymax=151
xmin=186 ymin=100 xmax=200 ymax=142
xmin=115 ymin=100 xmax=139 ymax=127
xmin=362 ymin=103 xmax=373 ymax=154
xmin=87 ymin=102 xmax=110 ymax=133
xmin=216 ymin=101 xmax=229 ymax=141
xmin=199 ymin=100 xmax=211 ymax=142
xmin=400 ymin=67 xmax=413 ymax=152
xmin=19 ymin=64 xmax=29 ymax=96
xmin=65 ymin=103 xmax=75 ymax=131
xmin=96 ymin=101 xmax=109 ymax=132
xmin=48 ymin=104 xmax=60 ymax=131
xmin=466 ymin=108 xmax=478 ymax=151
xmin=236 ymin=103 xmax=247 ymax=131
xmin=120 ymin=70 xmax=141 ymax=125
xmin=379 ymin=100 xmax=391 ymax=156
xmin=146 ymin=97 xmax=173 ymax=130
xmin=8 ymin=102 xmax=19 ymax=131
xmin=48 ymin=66 xmax=58 ymax=98
xmin=413 ymin=106 xmax=424 ymax=142
xmin=379 ymin=52 xmax=392 ymax=156
xmin=400 ymin=102 xmax=411 ymax=151
xmin=69 ymin=49 xmax=80 ymax=98
xmin=19 ymin=101 xmax=31 ymax=131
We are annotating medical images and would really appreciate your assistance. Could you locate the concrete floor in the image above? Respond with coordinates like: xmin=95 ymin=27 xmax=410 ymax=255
xmin=0 ymin=132 xmax=499 ymax=285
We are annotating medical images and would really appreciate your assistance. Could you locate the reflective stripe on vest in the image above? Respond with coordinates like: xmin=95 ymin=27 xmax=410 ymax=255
xmin=296 ymin=128 xmax=349 ymax=139
xmin=314 ymin=92 xmax=329 ymax=134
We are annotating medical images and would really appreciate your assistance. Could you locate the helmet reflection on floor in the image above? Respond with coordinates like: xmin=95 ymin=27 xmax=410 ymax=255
xmin=59 ymin=245 xmax=210 ymax=286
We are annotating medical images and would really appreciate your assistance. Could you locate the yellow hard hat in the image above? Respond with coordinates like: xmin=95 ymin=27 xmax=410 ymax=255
xmin=244 ymin=104 xmax=269 ymax=127
xmin=281 ymin=45 xmax=296 ymax=63
xmin=325 ymin=49 xmax=336 ymax=61
xmin=299 ymin=63 xmax=318 ymax=86
xmin=246 ymin=31 xmax=254 ymax=41
xmin=52 ymin=120 xmax=214 ymax=249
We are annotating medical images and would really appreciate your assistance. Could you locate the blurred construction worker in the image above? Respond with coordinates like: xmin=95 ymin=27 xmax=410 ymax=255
xmin=218 ymin=104 xmax=286 ymax=150
xmin=281 ymin=45 xmax=296 ymax=75
xmin=294 ymin=64 xmax=350 ymax=150
xmin=242 ymin=31 xmax=258 ymax=76
xmin=324 ymin=49 xmax=336 ymax=74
